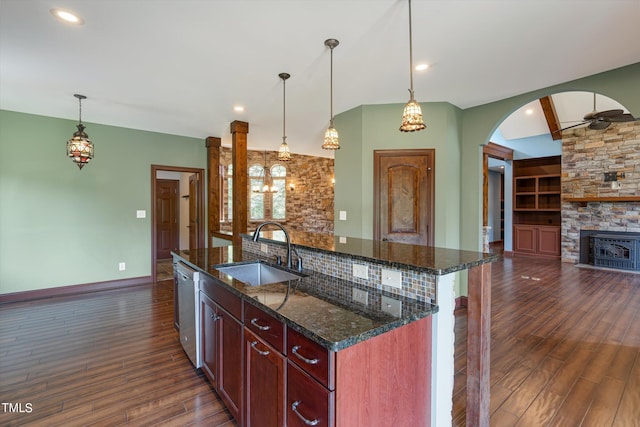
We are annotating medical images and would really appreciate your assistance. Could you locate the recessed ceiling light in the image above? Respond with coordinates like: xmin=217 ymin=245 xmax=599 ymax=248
xmin=233 ymin=106 xmax=245 ymax=112
xmin=525 ymin=108 xmax=534 ymax=115
xmin=50 ymin=8 xmax=84 ymax=25
xmin=415 ymin=63 xmax=429 ymax=71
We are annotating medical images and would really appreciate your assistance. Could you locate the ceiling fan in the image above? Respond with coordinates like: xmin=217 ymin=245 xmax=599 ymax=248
xmin=556 ymin=93 xmax=636 ymax=133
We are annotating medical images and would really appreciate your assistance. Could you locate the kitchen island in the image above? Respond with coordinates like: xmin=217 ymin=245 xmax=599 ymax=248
xmin=173 ymin=230 xmax=499 ymax=426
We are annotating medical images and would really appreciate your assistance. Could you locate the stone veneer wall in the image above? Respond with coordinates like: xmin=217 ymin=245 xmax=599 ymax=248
xmin=219 ymin=148 xmax=334 ymax=234
xmin=561 ymin=121 xmax=640 ymax=262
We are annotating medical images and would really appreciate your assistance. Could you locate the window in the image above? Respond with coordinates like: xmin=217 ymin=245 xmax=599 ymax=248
xmin=249 ymin=164 xmax=265 ymax=220
xmin=226 ymin=164 xmax=233 ymax=221
xmin=271 ymin=165 xmax=286 ymax=219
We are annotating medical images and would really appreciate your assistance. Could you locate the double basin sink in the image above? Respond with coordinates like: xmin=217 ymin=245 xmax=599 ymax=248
xmin=215 ymin=261 xmax=305 ymax=287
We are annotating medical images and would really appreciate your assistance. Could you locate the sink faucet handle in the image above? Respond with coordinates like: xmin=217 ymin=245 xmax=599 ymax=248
xmin=274 ymin=255 xmax=282 ymax=266
xmin=296 ymin=257 xmax=303 ymax=272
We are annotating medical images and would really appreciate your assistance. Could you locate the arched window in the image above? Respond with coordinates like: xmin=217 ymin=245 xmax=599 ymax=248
xmin=249 ymin=164 xmax=265 ymax=220
xmin=226 ymin=164 xmax=233 ymax=221
xmin=271 ymin=164 xmax=286 ymax=220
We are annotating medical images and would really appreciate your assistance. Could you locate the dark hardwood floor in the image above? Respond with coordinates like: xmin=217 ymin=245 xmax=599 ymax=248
xmin=453 ymin=257 xmax=640 ymax=426
xmin=1 ymin=257 xmax=639 ymax=426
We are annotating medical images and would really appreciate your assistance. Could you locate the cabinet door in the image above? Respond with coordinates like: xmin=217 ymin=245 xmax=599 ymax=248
xmin=245 ymin=328 xmax=285 ymax=427
xmin=200 ymin=294 xmax=218 ymax=387
xmin=538 ymin=226 xmax=561 ymax=257
xmin=217 ymin=305 xmax=243 ymax=424
xmin=287 ymin=361 xmax=334 ymax=427
xmin=513 ymin=225 xmax=537 ymax=254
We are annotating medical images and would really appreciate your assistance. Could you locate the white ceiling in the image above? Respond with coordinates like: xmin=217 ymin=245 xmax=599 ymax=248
xmin=1 ymin=0 xmax=639 ymax=158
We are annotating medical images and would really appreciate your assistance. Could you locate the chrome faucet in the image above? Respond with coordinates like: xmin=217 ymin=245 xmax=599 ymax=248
xmin=252 ymin=222 xmax=302 ymax=272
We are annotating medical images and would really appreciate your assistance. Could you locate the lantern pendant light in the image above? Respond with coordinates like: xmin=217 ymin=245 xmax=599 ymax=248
xmin=322 ymin=38 xmax=340 ymax=150
xmin=253 ymin=151 xmax=278 ymax=194
xmin=67 ymin=94 xmax=94 ymax=169
xmin=399 ymin=0 xmax=426 ymax=132
xmin=277 ymin=72 xmax=292 ymax=161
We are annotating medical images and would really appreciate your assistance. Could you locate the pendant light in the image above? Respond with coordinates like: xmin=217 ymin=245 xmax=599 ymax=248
xmin=253 ymin=151 xmax=278 ymax=194
xmin=277 ymin=72 xmax=292 ymax=161
xmin=322 ymin=38 xmax=340 ymax=150
xmin=67 ymin=94 xmax=94 ymax=169
xmin=399 ymin=0 xmax=426 ymax=132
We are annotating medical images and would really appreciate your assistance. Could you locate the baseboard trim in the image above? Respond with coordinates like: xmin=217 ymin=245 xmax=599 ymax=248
xmin=455 ymin=296 xmax=468 ymax=310
xmin=0 ymin=276 xmax=153 ymax=304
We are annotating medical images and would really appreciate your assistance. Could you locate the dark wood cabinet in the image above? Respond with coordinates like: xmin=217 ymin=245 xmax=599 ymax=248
xmin=513 ymin=156 xmax=561 ymax=258
xmin=200 ymin=281 xmax=243 ymax=425
xmin=245 ymin=328 xmax=286 ymax=427
xmin=287 ymin=361 xmax=334 ymax=427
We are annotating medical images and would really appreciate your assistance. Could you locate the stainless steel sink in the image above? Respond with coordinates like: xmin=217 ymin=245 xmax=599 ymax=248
xmin=215 ymin=261 xmax=304 ymax=286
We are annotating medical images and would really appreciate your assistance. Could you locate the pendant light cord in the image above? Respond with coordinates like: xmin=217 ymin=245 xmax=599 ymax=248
xmin=283 ymin=76 xmax=286 ymax=141
xmin=408 ymin=0 xmax=415 ymax=98
xmin=330 ymin=45 xmax=334 ymax=125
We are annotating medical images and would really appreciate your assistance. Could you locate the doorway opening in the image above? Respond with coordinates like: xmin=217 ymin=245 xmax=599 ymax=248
xmin=151 ymin=165 xmax=205 ymax=282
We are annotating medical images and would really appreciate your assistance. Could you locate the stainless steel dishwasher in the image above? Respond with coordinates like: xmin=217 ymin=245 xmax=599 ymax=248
xmin=176 ymin=261 xmax=201 ymax=368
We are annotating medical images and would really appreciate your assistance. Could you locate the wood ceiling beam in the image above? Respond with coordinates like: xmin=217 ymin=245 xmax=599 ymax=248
xmin=540 ymin=95 xmax=562 ymax=140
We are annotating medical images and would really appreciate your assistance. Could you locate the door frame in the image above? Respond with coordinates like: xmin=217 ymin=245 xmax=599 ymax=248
xmin=373 ymin=149 xmax=435 ymax=246
xmin=151 ymin=164 xmax=205 ymax=282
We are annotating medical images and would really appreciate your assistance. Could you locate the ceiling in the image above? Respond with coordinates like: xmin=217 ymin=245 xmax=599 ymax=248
xmin=1 ymin=1 xmax=639 ymax=158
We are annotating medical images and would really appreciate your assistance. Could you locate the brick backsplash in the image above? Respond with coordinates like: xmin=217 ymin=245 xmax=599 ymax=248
xmin=562 ymin=121 xmax=640 ymax=262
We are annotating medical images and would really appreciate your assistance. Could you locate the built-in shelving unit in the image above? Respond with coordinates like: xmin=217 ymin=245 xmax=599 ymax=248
xmin=513 ymin=156 xmax=561 ymax=258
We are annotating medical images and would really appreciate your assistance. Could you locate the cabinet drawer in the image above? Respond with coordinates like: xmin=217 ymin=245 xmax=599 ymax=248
xmin=244 ymin=302 xmax=284 ymax=353
xmin=200 ymin=275 xmax=242 ymax=320
xmin=287 ymin=361 xmax=334 ymax=427
xmin=287 ymin=328 xmax=335 ymax=390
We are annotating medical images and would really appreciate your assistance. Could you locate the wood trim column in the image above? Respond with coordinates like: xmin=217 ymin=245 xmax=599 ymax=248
xmin=231 ymin=121 xmax=248 ymax=247
xmin=466 ymin=263 xmax=492 ymax=427
xmin=206 ymin=137 xmax=221 ymax=240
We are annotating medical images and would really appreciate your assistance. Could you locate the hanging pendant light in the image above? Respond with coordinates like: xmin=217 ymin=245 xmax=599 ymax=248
xmin=278 ymin=72 xmax=292 ymax=161
xmin=253 ymin=151 xmax=278 ymax=194
xmin=399 ymin=0 xmax=426 ymax=132
xmin=322 ymin=38 xmax=340 ymax=150
xmin=67 ymin=94 xmax=94 ymax=169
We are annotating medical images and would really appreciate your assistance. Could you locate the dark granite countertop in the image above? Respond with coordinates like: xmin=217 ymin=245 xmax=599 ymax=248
xmin=246 ymin=229 xmax=500 ymax=275
xmin=172 ymin=246 xmax=438 ymax=351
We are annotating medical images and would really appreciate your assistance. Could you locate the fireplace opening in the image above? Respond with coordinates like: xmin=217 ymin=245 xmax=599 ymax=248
xmin=580 ymin=230 xmax=640 ymax=271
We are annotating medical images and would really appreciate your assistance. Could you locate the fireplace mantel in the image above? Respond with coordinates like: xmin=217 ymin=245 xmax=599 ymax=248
xmin=565 ymin=196 xmax=640 ymax=203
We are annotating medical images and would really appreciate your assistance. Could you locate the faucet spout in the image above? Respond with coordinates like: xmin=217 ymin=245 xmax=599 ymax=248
xmin=252 ymin=221 xmax=297 ymax=270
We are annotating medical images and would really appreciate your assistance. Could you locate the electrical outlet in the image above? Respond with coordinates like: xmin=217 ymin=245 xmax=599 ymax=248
xmin=339 ymin=210 xmax=347 ymax=221
xmin=381 ymin=268 xmax=402 ymax=289
xmin=382 ymin=296 xmax=402 ymax=317
xmin=352 ymin=288 xmax=368 ymax=305
xmin=352 ymin=264 xmax=369 ymax=279
xmin=119 ymin=262 xmax=126 ymax=271
xmin=260 ymin=243 xmax=268 ymax=253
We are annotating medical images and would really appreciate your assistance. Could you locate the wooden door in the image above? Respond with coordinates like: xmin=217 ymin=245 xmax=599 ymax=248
xmin=156 ymin=179 xmax=179 ymax=259
xmin=374 ymin=149 xmax=434 ymax=246
xmin=188 ymin=174 xmax=199 ymax=251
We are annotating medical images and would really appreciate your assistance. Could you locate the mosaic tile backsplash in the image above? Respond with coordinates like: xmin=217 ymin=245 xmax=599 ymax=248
xmin=243 ymin=239 xmax=436 ymax=303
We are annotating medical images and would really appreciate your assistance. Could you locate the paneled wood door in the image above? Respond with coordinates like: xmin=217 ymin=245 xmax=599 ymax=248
xmin=374 ymin=149 xmax=434 ymax=246
xmin=156 ymin=179 xmax=179 ymax=259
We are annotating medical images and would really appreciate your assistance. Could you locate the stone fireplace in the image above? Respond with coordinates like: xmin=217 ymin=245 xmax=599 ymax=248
xmin=561 ymin=121 xmax=640 ymax=264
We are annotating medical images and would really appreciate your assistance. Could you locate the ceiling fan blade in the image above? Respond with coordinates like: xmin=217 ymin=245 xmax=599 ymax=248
xmin=591 ymin=109 xmax=625 ymax=119
xmin=589 ymin=120 xmax=610 ymax=130
xmin=553 ymin=121 xmax=588 ymax=133
xmin=605 ymin=113 xmax=636 ymax=122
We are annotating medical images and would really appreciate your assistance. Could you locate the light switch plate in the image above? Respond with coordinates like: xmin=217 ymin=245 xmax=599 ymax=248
xmin=339 ymin=210 xmax=347 ymax=221
xmin=352 ymin=264 xmax=369 ymax=279
xmin=381 ymin=268 xmax=402 ymax=289
xmin=136 ymin=210 xmax=146 ymax=218
xmin=260 ymin=243 xmax=268 ymax=253
xmin=382 ymin=296 xmax=402 ymax=317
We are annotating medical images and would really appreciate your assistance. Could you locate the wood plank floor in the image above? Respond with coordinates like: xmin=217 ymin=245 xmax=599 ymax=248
xmin=1 ymin=257 xmax=639 ymax=426
xmin=0 ymin=280 xmax=237 ymax=427
xmin=453 ymin=257 xmax=640 ymax=426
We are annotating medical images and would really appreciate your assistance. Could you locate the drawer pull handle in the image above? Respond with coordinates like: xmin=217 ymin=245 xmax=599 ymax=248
xmin=291 ymin=401 xmax=319 ymax=426
xmin=250 ymin=318 xmax=271 ymax=331
xmin=250 ymin=341 xmax=270 ymax=356
xmin=291 ymin=345 xmax=319 ymax=365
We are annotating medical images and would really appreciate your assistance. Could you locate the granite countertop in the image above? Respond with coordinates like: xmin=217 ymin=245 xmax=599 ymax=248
xmin=246 ymin=229 xmax=500 ymax=275
xmin=173 ymin=246 xmax=438 ymax=351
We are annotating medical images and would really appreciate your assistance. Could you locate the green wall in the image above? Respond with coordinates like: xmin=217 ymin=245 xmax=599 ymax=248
xmin=0 ymin=110 xmax=206 ymax=294
xmin=334 ymin=102 xmax=463 ymax=248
